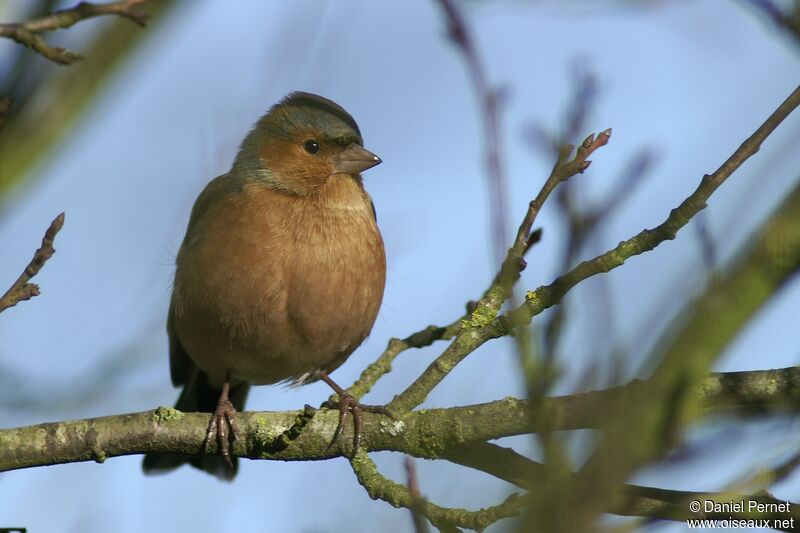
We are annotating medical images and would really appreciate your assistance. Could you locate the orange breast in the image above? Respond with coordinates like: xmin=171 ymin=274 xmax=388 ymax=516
xmin=171 ymin=176 xmax=386 ymax=386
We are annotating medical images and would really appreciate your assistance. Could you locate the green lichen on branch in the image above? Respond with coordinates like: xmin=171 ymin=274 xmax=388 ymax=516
xmin=343 ymin=322 xmax=460 ymax=403
xmin=461 ymin=302 xmax=497 ymax=329
xmin=250 ymin=406 xmax=318 ymax=457
xmin=506 ymin=86 xmax=800 ymax=332
xmin=350 ymin=450 xmax=526 ymax=531
xmin=152 ymin=406 xmax=183 ymax=422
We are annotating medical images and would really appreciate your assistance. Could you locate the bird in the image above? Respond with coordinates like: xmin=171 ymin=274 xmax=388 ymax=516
xmin=142 ymin=92 xmax=387 ymax=480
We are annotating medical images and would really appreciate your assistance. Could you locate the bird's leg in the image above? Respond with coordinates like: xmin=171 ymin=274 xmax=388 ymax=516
xmin=203 ymin=373 xmax=239 ymax=468
xmin=318 ymin=370 xmax=392 ymax=455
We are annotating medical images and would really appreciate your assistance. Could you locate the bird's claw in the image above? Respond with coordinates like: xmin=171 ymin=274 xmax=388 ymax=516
xmin=322 ymin=393 xmax=392 ymax=456
xmin=203 ymin=396 xmax=239 ymax=468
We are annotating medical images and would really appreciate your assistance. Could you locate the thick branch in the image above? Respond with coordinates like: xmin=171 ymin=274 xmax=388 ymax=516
xmin=0 ymin=213 xmax=65 ymax=313
xmin=552 ymin=87 xmax=800 ymax=530
xmin=3 ymin=367 xmax=800 ymax=473
xmin=0 ymin=1 xmax=149 ymax=65
xmin=443 ymin=442 xmax=800 ymax=530
xmin=2 ymin=366 xmax=799 ymax=530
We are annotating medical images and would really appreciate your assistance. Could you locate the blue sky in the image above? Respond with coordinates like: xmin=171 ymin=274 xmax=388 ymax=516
xmin=1 ymin=1 xmax=799 ymax=531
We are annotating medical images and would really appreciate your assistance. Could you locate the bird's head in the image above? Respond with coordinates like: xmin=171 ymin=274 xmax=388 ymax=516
xmin=233 ymin=92 xmax=381 ymax=195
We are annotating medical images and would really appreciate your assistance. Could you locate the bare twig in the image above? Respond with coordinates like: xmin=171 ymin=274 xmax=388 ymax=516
xmin=343 ymin=320 xmax=462 ymax=403
xmin=390 ymin=84 xmax=799 ymax=417
xmin=524 ymin=85 xmax=800 ymax=531
xmin=389 ymin=129 xmax=611 ymax=414
xmin=470 ymin=129 xmax=612 ymax=328
xmin=437 ymin=0 xmax=509 ymax=263
xmin=525 ymin=65 xmax=630 ymax=367
xmin=694 ymin=210 xmax=717 ymax=276
xmin=509 ymin=84 xmax=800 ymax=329
xmin=405 ymin=457 xmax=431 ymax=533
xmin=0 ymin=1 xmax=149 ymax=65
xmin=515 ymin=129 xmax=611 ymax=254
xmin=526 ymin=60 xmax=600 ymax=157
xmin=744 ymin=0 xmax=800 ymax=45
xmin=351 ymin=450 xmax=522 ymax=532
xmin=0 ymin=213 xmax=65 ymax=313
xmin=541 ymin=147 xmax=654 ymax=359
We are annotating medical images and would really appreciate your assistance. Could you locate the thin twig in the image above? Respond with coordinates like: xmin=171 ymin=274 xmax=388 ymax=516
xmin=392 ymin=84 xmax=799 ymax=415
xmin=389 ymin=129 xmax=611 ymax=414
xmin=541 ymin=147 xmax=653 ymax=359
xmin=0 ymin=212 xmax=65 ymax=313
xmin=437 ymin=0 xmax=509 ymax=263
xmin=405 ymin=457 xmax=431 ymax=533
xmin=343 ymin=321 xmax=461 ymax=403
xmin=0 ymin=1 xmax=149 ymax=65
xmin=587 ymin=148 xmax=655 ymax=226
xmin=351 ymin=450 xmax=522 ymax=532
xmin=468 ymin=129 xmax=611 ymax=328
xmin=529 ymin=84 xmax=800 ymax=531
xmin=509 ymin=84 xmax=800 ymax=330
xmin=514 ymin=129 xmax=611 ymax=253
xmin=694 ymin=210 xmax=718 ymax=277
xmin=744 ymin=0 xmax=800 ymax=44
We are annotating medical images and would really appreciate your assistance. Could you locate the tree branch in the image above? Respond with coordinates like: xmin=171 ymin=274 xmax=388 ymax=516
xmin=511 ymin=84 xmax=800 ymax=330
xmin=343 ymin=320 xmax=462 ymax=403
xmin=387 ymin=128 xmax=612 ymax=415
xmin=442 ymin=442 xmax=800 ymax=530
xmin=351 ymin=450 xmax=525 ymax=532
xmin=0 ymin=212 xmax=65 ymax=313
xmin=0 ymin=1 xmax=149 ymax=65
xmin=3 ymin=366 xmax=800 ymax=473
xmin=545 ymin=86 xmax=800 ymax=531
xmin=3 ymin=366 xmax=800 ymax=529
xmin=0 ymin=2 xmax=174 ymax=199
xmin=403 ymin=457 xmax=431 ymax=533
xmin=385 ymin=81 xmax=799 ymax=418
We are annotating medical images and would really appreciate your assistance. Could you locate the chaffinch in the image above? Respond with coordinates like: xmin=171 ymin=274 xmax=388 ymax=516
xmin=143 ymin=92 xmax=386 ymax=479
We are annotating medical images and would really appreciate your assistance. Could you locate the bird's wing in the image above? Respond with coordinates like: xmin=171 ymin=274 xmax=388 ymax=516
xmin=169 ymin=172 xmax=246 ymax=384
xmin=181 ymin=172 xmax=245 ymax=248
xmin=167 ymin=298 xmax=191 ymax=387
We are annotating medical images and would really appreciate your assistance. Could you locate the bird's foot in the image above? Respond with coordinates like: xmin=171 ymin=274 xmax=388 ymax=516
xmin=316 ymin=370 xmax=393 ymax=455
xmin=203 ymin=381 xmax=239 ymax=468
xmin=321 ymin=392 xmax=393 ymax=455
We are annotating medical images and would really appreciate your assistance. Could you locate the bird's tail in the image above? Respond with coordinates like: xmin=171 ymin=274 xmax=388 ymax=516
xmin=142 ymin=367 xmax=249 ymax=481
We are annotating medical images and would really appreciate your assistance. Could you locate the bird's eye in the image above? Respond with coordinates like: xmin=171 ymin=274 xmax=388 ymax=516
xmin=303 ymin=139 xmax=320 ymax=155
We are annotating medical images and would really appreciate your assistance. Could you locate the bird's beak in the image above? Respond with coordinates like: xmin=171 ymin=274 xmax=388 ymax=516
xmin=333 ymin=143 xmax=382 ymax=175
